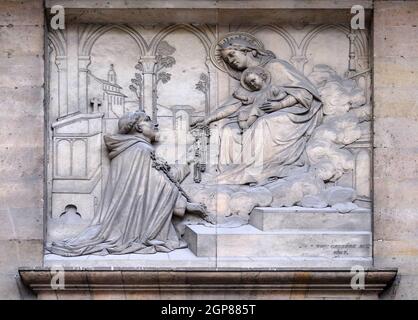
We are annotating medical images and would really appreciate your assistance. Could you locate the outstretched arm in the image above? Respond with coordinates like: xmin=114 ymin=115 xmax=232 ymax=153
xmin=173 ymin=196 xmax=215 ymax=224
xmin=191 ymin=100 xmax=241 ymax=127
xmin=207 ymin=101 xmax=241 ymax=124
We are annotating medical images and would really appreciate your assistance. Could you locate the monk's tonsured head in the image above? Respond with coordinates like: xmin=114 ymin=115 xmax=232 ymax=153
xmin=118 ymin=111 xmax=157 ymax=142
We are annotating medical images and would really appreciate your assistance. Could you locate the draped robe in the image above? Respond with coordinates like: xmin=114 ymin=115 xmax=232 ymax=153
xmin=217 ymin=58 xmax=323 ymax=185
xmin=47 ymin=134 xmax=186 ymax=256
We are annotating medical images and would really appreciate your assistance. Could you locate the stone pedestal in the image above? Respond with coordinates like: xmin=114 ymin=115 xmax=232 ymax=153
xmin=250 ymin=206 xmax=371 ymax=231
xmin=184 ymin=207 xmax=372 ymax=267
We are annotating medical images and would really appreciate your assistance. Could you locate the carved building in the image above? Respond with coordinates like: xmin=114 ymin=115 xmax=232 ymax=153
xmin=1 ymin=0 xmax=418 ymax=299
xmin=88 ymin=64 xmax=127 ymax=116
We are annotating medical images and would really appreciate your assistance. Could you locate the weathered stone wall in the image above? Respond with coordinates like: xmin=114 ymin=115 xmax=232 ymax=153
xmin=0 ymin=0 xmax=44 ymax=299
xmin=373 ymin=0 xmax=418 ymax=299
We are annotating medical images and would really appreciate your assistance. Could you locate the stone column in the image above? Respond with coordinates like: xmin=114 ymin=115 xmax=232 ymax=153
xmin=347 ymin=32 xmax=357 ymax=74
xmin=55 ymin=56 xmax=68 ymax=118
xmin=66 ymin=24 xmax=79 ymax=115
xmin=139 ymin=56 xmax=157 ymax=119
xmin=78 ymin=55 xmax=91 ymax=114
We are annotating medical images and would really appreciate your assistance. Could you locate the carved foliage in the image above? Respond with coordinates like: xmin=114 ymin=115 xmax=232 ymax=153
xmin=129 ymin=61 xmax=144 ymax=109
xmin=155 ymin=40 xmax=176 ymax=85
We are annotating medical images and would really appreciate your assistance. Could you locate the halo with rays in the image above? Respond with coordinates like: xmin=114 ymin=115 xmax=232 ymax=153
xmin=210 ymin=32 xmax=265 ymax=73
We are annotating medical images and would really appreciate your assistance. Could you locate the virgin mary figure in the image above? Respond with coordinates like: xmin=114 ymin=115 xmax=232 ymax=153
xmin=192 ymin=33 xmax=323 ymax=185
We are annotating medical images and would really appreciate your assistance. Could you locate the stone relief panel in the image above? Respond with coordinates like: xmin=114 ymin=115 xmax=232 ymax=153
xmin=45 ymin=21 xmax=372 ymax=267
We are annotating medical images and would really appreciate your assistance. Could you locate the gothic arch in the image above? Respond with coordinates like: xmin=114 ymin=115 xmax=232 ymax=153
xmin=48 ymin=30 xmax=66 ymax=56
xmin=246 ymin=25 xmax=298 ymax=57
xmin=300 ymin=24 xmax=366 ymax=58
xmin=149 ymin=24 xmax=212 ymax=55
xmin=80 ymin=25 xmax=147 ymax=56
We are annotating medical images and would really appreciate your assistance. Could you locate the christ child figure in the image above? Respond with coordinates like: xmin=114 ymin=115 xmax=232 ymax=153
xmin=233 ymin=66 xmax=288 ymax=130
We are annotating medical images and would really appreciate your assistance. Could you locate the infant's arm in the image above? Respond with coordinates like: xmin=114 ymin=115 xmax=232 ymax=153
xmin=207 ymin=101 xmax=241 ymax=123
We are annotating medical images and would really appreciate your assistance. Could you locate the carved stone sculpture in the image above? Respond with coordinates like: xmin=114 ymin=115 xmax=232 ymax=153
xmin=46 ymin=24 xmax=372 ymax=264
xmin=193 ymin=34 xmax=322 ymax=184
xmin=187 ymin=33 xmax=368 ymax=219
xmin=47 ymin=111 xmax=207 ymax=256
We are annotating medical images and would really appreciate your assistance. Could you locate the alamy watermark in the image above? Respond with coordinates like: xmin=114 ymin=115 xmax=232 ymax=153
xmin=50 ymin=265 xmax=65 ymax=290
xmin=351 ymin=5 xmax=365 ymax=30
xmin=350 ymin=265 xmax=365 ymax=290
xmin=50 ymin=5 xmax=65 ymax=30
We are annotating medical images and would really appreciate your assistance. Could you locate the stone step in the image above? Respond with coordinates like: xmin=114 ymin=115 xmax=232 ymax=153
xmin=44 ymin=251 xmax=373 ymax=268
xmin=183 ymin=224 xmax=372 ymax=259
xmin=249 ymin=206 xmax=371 ymax=232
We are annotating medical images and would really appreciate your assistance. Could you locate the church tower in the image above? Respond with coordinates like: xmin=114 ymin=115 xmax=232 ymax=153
xmin=108 ymin=64 xmax=117 ymax=84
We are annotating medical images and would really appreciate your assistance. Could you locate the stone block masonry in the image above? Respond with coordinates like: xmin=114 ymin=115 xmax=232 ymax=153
xmin=373 ymin=0 xmax=418 ymax=300
xmin=0 ymin=0 xmax=44 ymax=299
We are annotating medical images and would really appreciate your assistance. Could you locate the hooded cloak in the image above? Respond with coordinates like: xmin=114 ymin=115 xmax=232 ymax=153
xmin=47 ymin=134 xmax=186 ymax=256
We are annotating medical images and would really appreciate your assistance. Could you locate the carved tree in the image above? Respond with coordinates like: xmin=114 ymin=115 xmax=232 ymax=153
xmin=195 ymin=73 xmax=210 ymax=115
xmin=153 ymin=41 xmax=176 ymax=123
xmin=129 ymin=62 xmax=144 ymax=110
xmin=155 ymin=41 xmax=176 ymax=80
